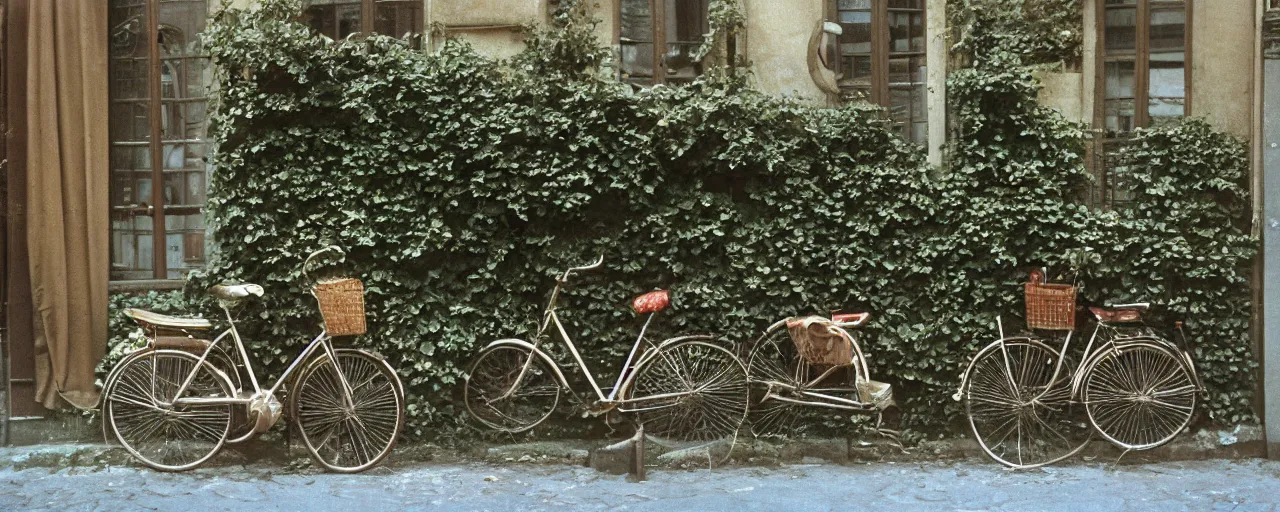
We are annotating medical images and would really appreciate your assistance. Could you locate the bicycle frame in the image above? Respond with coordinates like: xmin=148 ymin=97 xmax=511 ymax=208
xmin=162 ymin=305 xmax=354 ymax=410
xmin=752 ymin=320 xmax=879 ymax=412
xmin=967 ymin=316 xmax=1201 ymax=405
xmin=498 ymin=258 xmax=709 ymax=411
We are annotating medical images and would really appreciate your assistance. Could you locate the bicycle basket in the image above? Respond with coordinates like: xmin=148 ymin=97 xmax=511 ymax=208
xmin=787 ymin=316 xmax=854 ymax=366
xmin=1024 ymin=282 xmax=1076 ymax=330
xmin=312 ymin=277 xmax=367 ymax=336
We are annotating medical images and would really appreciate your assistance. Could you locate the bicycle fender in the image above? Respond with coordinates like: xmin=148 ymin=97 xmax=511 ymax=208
xmin=479 ymin=339 xmax=572 ymax=390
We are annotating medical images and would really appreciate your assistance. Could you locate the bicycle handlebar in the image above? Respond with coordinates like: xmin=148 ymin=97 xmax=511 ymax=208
xmin=302 ymin=245 xmax=346 ymax=282
xmin=561 ymin=254 xmax=604 ymax=281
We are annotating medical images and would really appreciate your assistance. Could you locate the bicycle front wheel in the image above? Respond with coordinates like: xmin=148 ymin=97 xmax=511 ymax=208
xmin=463 ymin=345 xmax=562 ymax=433
xmin=106 ymin=350 xmax=233 ymax=471
xmin=963 ymin=338 xmax=1089 ymax=469
xmin=624 ymin=340 xmax=749 ymax=443
xmin=293 ymin=349 xmax=405 ymax=473
xmin=1081 ymin=340 xmax=1197 ymax=450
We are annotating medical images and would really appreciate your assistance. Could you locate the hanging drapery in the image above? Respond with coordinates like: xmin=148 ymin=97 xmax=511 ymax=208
xmin=25 ymin=0 xmax=109 ymax=409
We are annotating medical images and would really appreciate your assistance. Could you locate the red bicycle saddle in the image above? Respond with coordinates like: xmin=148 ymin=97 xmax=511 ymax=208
xmin=632 ymin=290 xmax=670 ymax=314
xmin=832 ymin=312 xmax=870 ymax=327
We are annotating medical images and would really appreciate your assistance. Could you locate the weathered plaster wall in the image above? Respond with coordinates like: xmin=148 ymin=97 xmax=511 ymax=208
xmin=1037 ymin=71 xmax=1085 ymax=123
xmin=741 ymin=0 xmax=826 ymax=102
xmin=438 ymin=29 xmax=529 ymax=60
xmin=585 ymin=0 xmax=616 ymax=54
xmin=431 ymin=0 xmax=546 ymax=26
xmin=428 ymin=0 xmax=546 ymax=59
xmin=1190 ymin=0 xmax=1254 ymax=138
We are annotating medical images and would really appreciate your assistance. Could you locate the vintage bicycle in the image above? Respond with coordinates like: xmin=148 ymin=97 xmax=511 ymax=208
xmin=463 ymin=256 xmax=750 ymax=445
xmin=745 ymin=312 xmax=899 ymax=440
xmin=954 ymin=269 xmax=1203 ymax=469
xmin=100 ymin=246 xmax=406 ymax=472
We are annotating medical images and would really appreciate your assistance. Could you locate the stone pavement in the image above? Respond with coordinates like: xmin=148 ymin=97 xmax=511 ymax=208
xmin=2 ymin=457 xmax=1279 ymax=511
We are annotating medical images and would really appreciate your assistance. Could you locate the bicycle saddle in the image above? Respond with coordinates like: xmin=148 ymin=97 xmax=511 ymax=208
xmin=1089 ymin=302 xmax=1149 ymax=324
xmin=632 ymin=290 xmax=670 ymax=314
xmin=209 ymin=283 xmax=265 ymax=301
xmin=832 ymin=312 xmax=870 ymax=327
xmin=123 ymin=308 xmax=214 ymax=331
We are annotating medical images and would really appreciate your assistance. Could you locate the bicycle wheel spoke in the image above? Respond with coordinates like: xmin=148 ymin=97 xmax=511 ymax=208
xmin=629 ymin=342 xmax=747 ymax=443
xmin=296 ymin=351 xmax=404 ymax=472
xmin=965 ymin=339 xmax=1088 ymax=469
xmin=1084 ymin=343 xmax=1195 ymax=450
xmin=107 ymin=352 xmax=231 ymax=471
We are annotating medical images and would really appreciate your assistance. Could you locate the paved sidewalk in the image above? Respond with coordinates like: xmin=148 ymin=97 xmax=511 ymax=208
xmin=2 ymin=458 xmax=1279 ymax=511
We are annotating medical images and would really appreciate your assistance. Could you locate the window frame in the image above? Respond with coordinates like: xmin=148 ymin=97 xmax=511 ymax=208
xmin=302 ymin=0 xmax=424 ymax=41
xmin=1091 ymin=0 xmax=1192 ymax=206
xmin=827 ymin=0 xmax=928 ymax=144
xmin=614 ymin=0 xmax=710 ymax=86
xmin=108 ymin=0 xmax=214 ymax=282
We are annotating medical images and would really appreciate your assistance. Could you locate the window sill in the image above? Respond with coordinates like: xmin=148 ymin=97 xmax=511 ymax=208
xmin=108 ymin=280 xmax=187 ymax=293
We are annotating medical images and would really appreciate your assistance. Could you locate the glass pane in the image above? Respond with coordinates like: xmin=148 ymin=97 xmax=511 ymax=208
xmin=109 ymin=0 xmax=154 ymax=279
xmin=664 ymin=42 xmax=703 ymax=83
xmin=160 ymin=0 xmax=212 ymax=277
xmin=375 ymin=0 xmax=423 ymax=40
xmin=305 ymin=0 xmax=362 ymax=39
xmin=1104 ymin=60 xmax=1135 ymax=99
xmin=839 ymin=0 xmax=871 ymax=8
xmin=887 ymin=57 xmax=924 ymax=87
xmin=620 ymin=0 xmax=653 ymax=41
xmin=838 ymin=55 xmax=872 ymax=89
xmin=889 ymin=57 xmax=927 ymax=145
xmin=1104 ymin=7 xmax=1136 ymax=54
xmin=621 ymin=42 xmax=655 ymax=82
xmin=665 ymin=0 xmax=709 ymax=44
xmin=1105 ymin=99 xmax=1136 ymax=136
xmin=1149 ymin=8 xmax=1185 ymax=53
xmin=1148 ymin=52 xmax=1185 ymax=98
xmin=1106 ymin=0 xmax=1137 ymax=4
xmin=888 ymin=0 xmax=923 ymax=8
xmin=838 ymin=11 xmax=872 ymax=55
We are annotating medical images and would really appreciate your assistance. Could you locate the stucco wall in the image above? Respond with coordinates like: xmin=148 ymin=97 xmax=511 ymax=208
xmin=1190 ymin=0 xmax=1255 ymax=138
xmin=1037 ymin=71 xmax=1085 ymax=123
xmin=741 ymin=0 xmax=826 ymax=102
xmin=431 ymin=0 xmax=546 ymax=27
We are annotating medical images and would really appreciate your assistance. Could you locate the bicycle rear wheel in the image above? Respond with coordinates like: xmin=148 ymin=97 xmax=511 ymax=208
xmin=106 ymin=350 xmax=233 ymax=471
xmin=1081 ymin=340 xmax=1197 ymax=450
xmin=963 ymin=338 xmax=1089 ymax=469
xmin=623 ymin=340 xmax=749 ymax=443
xmin=293 ymin=349 xmax=405 ymax=473
xmin=746 ymin=326 xmax=859 ymax=437
xmin=463 ymin=345 xmax=562 ymax=433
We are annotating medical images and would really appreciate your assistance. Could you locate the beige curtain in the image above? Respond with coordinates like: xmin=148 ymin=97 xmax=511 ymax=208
xmin=26 ymin=0 xmax=109 ymax=410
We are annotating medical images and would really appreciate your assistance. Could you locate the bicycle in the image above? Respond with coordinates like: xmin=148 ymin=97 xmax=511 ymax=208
xmin=953 ymin=269 xmax=1204 ymax=469
xmin=463 ymin=256 xmax=750 ymax=447
xmin=100 ymin=246 xmax=406 ymax=472
xmin=745 ymin=312 xmax=899 ymax=441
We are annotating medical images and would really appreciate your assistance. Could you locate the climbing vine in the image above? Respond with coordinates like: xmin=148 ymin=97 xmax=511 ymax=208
xmin=96 ymin=0 xmax=1254 ymax=440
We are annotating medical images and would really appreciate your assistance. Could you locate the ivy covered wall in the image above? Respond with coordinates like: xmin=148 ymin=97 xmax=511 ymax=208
xmin=101 ymin=0 xmax=1255 ymax=440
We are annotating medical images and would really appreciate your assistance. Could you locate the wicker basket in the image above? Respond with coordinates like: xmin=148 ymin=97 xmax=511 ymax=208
xmin=1024 ymin=282 xmax=1077 ymax=330
xmin=312 ymin=277 xmax=367 ymax=336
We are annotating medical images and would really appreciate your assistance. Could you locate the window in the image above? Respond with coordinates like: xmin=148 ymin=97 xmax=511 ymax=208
xmin=1093 ymin=0 xmax=1189 ymax=206
xmin=109 ymin=0 xmax=213 ymax=280
xmin=304 ymin=0 xmax=424 ymax=41
xmin=618 ymin=0 xmax=710 ymax=85
xmin=832 ymin=0 xmax=927 ymax=143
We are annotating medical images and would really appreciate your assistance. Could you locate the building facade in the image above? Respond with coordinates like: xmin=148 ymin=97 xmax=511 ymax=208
xmin=0 ymin=0 xmax=1273 ymax=451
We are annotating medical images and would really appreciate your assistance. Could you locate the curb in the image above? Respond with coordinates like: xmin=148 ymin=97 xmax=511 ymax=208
xmin=2 ymin=425 xmax=1263 ymax=472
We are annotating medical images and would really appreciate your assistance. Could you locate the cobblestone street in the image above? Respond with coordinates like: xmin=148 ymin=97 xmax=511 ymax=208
xmin=2 ymin=458 xmax=1279 ymax=511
